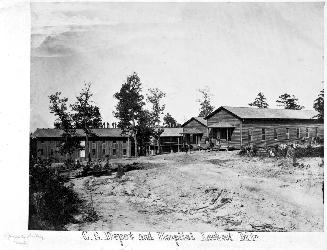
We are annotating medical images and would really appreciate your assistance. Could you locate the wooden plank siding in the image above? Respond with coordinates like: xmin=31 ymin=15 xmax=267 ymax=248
xmin=182 ymin=119 xmax=208 ymax=145
xmin=206 ymin=109 xmax=323 ymax=149
xmin=36 ymin=137 xmax=131 ymax=162
xmin=87 ymin=138 xmax=129 ymax=159
xmin=206 ymin=109 xmax=242 ymax=149
xmin=241 ymin=120 xmax=324 ymax=148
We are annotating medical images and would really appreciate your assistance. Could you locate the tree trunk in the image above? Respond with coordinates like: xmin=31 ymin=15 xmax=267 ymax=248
xmin=134 ymin=132 xmax=138 ymax=157
xmin=132 ymin=119 xmax=138 ymax=157
xmin=85 ymin=122 xmax=90 ymax=162
xmin=157 ymin=135 xmax=161 ymax=154
xmin=86 ymin=133 xmax=90 ymax=162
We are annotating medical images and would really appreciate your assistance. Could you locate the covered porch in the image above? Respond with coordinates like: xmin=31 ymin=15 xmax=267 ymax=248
xmin=208 ymin=122 xmax=235 ymax=149
xmin=181 ymin=128 xmax=204 ymax=146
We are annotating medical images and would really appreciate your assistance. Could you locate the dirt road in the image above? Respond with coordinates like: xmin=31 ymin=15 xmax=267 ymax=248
xmin=66 ymin=151 xmax=324 ymax=231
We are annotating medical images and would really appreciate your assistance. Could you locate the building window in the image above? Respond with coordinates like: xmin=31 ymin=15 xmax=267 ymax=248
xmin=261 ymin=128 xmax=266 ymax=141
xmin=296 ymin=128 xmax=300 ymax=139
xmin=306 ymin=128 xmax=309 ymax=138
xmin=39 ymin=149 xmax=43 ymax=156
xmin=123 ymin=149 xmax=127 ymax=156
xmin=274 ymin=128 xmax=277 ymax=140
xmin=286 ymin=128 xmax=290 ymax=140
xmin=50 ymin=149 xmax=54 ymax=156
xmin=315 ymin=127 xmax=318 ymax=137
xmin=113 ymin=148 xmax=116 ymax=156
xmin=92 ymin=148 xmax=96 ymax=156
xmin=248 ymin=129 xmax=252 ymax=142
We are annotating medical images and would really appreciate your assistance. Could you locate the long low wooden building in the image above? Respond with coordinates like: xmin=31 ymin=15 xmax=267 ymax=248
xmin=205 ymin=106 xmax=324 ymax=149
xmin=31 ymin=128 xmax=132 ymax=162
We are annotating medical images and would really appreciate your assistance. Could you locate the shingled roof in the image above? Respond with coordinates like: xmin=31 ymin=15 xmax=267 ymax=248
xmin=31 ymin=128 xmax=128 ymax=138
xmin=160 ymin=127 xmax=183 ymax=137
xmin=205 ymin=106 xmax=318 ymax=120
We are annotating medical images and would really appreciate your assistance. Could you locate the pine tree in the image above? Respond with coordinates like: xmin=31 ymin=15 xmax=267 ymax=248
xmin=276 ymin=93 xmax=304 ymax=110
xmin=248 ymin=92 xmax=269 ymax=108
xmin=313 ymin=89 xmax=324 ymax=121
xmin=163 ymin=113 xmax=178 ymax=128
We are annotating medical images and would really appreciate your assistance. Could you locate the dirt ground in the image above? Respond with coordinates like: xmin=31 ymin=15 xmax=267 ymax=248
xmin=66 ymin=151 xmax=324 ymax=232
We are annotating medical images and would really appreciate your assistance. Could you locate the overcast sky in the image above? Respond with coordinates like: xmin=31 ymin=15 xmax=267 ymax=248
xmin=30 ymin=2 xmax=324 ymax=132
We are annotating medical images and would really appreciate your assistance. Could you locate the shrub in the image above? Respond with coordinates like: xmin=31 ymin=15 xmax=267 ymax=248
xmin=294 ymin=145 xmax=324 ymax=158
xmin=241 ymin=143 xmax=323 ymax=158
xmin=239 ymin=145 xmax=258 ymax=156
xmin=273 ymin=144 xmax=288 ymax=157
xmin=29 ymin=163 xmax=81 ymax=230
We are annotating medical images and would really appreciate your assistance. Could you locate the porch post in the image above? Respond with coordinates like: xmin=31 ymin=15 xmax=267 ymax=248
xmin=177 ymin=137 xmax=180 ymax=152
xmin=227 ymin=128 xmax=229 ymax=146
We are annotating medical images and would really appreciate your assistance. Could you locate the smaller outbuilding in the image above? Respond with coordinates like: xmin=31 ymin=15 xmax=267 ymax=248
xmin=181 ymin=117 xmax=208 ymax=147
xmin=159 ymin=127 xmax=184 ymax=153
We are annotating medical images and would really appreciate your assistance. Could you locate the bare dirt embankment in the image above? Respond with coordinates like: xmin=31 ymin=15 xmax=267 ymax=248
xmin=66 ymin=151 xmax=324 ymax=231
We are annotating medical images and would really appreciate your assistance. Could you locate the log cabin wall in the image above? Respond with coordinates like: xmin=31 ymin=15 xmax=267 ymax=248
xmin=206 ymin=109 xmax=242 ymax=149
xmin=182 ymin=119 xmax=208 ymax=145
xmin=241 ymin=120 xmax=324 ymax=147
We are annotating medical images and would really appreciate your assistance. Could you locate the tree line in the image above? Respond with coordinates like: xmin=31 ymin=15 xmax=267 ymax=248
xmin=47 ymin=72 xmax=324 ymax=159
xmin=247 ymin=91 xmax=324 ymax=121
xmin=197 ymin=88 xmax=324 ymax=121
xmin=48 ymin=73 xmax=182 ymax=159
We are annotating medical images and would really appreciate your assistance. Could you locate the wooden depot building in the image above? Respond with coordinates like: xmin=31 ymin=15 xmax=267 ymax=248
xmin=205 ymin=106 xmax=324 ymax=149
xmin=31 ymin=128 xmax=132 ymax=162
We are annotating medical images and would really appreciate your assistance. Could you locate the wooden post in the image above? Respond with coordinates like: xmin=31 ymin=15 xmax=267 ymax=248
xmin=127 ymin=137 xmax=130 ymax=157
xmin=177 ymin=137 xmax=180 ymax=152
xmin=227 ymin=128 xmax=229 ymax=147
xmin=240 ymin=122 xmax=242 ymax=148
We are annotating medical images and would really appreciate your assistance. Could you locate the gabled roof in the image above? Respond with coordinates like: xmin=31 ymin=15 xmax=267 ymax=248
xmin=160 ymin=127 xmax=183 ymax=137
xmin=205 ymin=106 xmax=318 ymax=120
xmin=31 ymin=128 xmax=129 ymax=138
xmin=182 ymin=116 xmax=207 ymax=127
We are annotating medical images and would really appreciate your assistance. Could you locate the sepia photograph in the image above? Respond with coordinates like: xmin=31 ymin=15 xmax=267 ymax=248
xmin=28 ymin=1 xmax=324 ymax=232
